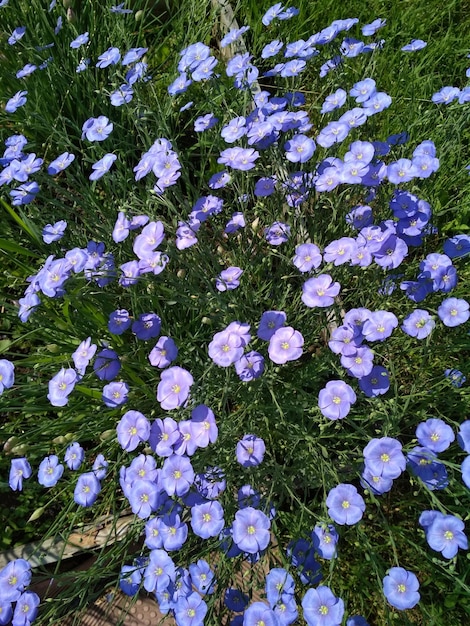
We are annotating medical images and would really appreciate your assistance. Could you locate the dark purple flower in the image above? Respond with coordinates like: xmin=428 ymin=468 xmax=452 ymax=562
xmin=93 ymin=349 xmax=121 ymax=381
xmin=358 ymin=365 xmax=390 ymax=397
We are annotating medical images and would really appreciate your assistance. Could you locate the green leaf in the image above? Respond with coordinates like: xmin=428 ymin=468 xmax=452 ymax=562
xmin=0 ymin=197 xmax=42 ymax=246
xmin=0 ymin=238 xmax=40 ymax=257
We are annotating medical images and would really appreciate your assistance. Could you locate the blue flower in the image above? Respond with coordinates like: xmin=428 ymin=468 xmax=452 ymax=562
xmin=302 ymin=586 xmax=344 ymax=626
xmin=70 ymin=32 xmax=89 ymax=48
xmin=383 ymin=567 xmax=420 ymax=610
xmin=8 ymin=26 xmax=26 ymax=45
xmin=5 ymin=90 xmax=28 ymax=113
xmin=89 ymin=153 xmax=117 ymax=180
xmin=42 ymin=220 xmax=67 ymax=243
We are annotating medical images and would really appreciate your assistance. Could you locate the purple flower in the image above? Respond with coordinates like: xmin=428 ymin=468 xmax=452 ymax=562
xmin=128 ymin=480 xmax=161 ymax=519
xmin=443 ymin=234 xmax=470 ymax=259
xmin=42 ymin=220 xmax=67 ymax=243
xmin=401 ymin=39 xmax=427 ymax=52
xmin=0 ymin=359 xmax=14 ymax=394
xmin=445 ymin=368 xmax=466 ymax=388
xmin=236 ymin=435 xmax=266 ymax=467
xmin=116 ymin=410 xmax=150 ymax=451
xmin=47 ymin=367 xmax=77 ymax=406
xmin=191 ymin=501 xmax=225 ymax=539
xmin=92 ymin=454 xmax=108 ymax=480
xmin=175 ymin=592 xmax=208 ymax=625
xmin=432 ymin=86 xmax=460 ymax=104
xmin=190 ymin=404 xmax=218 ymax=449
xmin=8 ymin=26 xmax=26 ymax=45
xmin=326 ymin=483 xmax=365 ymax=525
xmin=302 ymin=586 xmax=345 ymax=626
xmin=312 ymin=524 xmax=338 ymax=560
xmin=108 ymin=309 xmax=131 ymax=335
xmin=96 ymin=46 xmax=121 ymax=68
xmin=72 ymin=337 xmax=97 ymax=375
xmin=341 ymin=346 xmax=374 ymax=378
xmin=0 ymin=559 xmax=31 ymax=603
xmin=208 ymin=329 xmax=244 ymax=367
xmin=189 ymin=559 xmax=216 ymax=595
xmin=38 ymin=455 xmax=64 ymax=487
xmin=132 ymin=312 xmax=161 ymax=340
xmin=321 ymin=88 xmax=347 ymax=113
xmin=265 ymin=221 xmax=290 ymax=245
xmin=218 ymin=147 xmax=259 ymax=170
xmin=284 ymin=134 xmax=316 ymax=163
xmin=149 ymin=417 xmax=180 ymax=457
xmin=437 ymin=297 xmax=469 ymax=327
xmin=64 ymin=442 xmax=84 ymax=470
xmin=268 ymin=326 xmax=304 ymax=364
xmin=258 ymin=310 xmax=286 ymax=341
xmin=102 ymin=381 xmax=129 ymax=408
xmin=363 ymin=437 xmax=406 ymax=479
xmin=12 ymin=591 xmax=40 ymax=626
xmin=318 ymin=380 xmax=356 ymax=420
xmin=254 ymin=176 xmax=276 ymax=197
xmin=262 ymin=3 xmax=284 ymax=25
xmin=148 ymin=336 xmax=178 ymax=368
xmin=293 ymin=243 xmax=322 ymax=273
xmin=302 ymin=274 xmax=340 ymax=308
xmin=232 ymin=507 xmax=270 ymax=553
xmin=210 ymin=171 xmax=231 ymax=190
xmin=216 ymin=266 xmax=243 ymax=291
xmin=161 ymin=455 xmax=194 ymax=496
xmin=133 ymin=221 xmax=165 ymax=259
xmin=89 ymin=153 xmax=117 ymax=180
xmin=362 ymin=18 xmax=386 ymax=36
xmin=119 ymin=564 xmax=142 ymax=596
xmin=243 ymin=602 xmax=279 ymax=626
xmin=143 ymin=550 xmax=176 ymax=593
xmin=70 ymin=32 xmax=89 ymax=48
xmin=358 ymin=365 xmax=390 ymax=397
xmin=74 ymin=472 xmax=101 ymax=507
xmin=194 ymin=113 xmax=218 ymax=132
xmin=93 ymin=348 xmax=121 ymax=381
xmin=362 ymin=310 xmax=398 ymax=341
xmin=383 ymin=567 xmax=420 ymax=610
xmin=5 ymin=90 xmax=28 ymax=113
xmin=420 ymin=511 xmax=468 ymax=558
xmin=82 ymin=116 xmax=113 ymax=141
xmin=9 ymin=458 xmax=32 ymax=491
xmin=157 ymin=366 xmax=193 ymax=410
xmin=110 ymin=84 xmax=134 ymax=106
xmin=235 ymin=351 xmax=264 ymax=381
xmin=401 ymin=309 xmax=435 ymax=339
xmin=416 ymin=418 xmax=455 ymax=453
